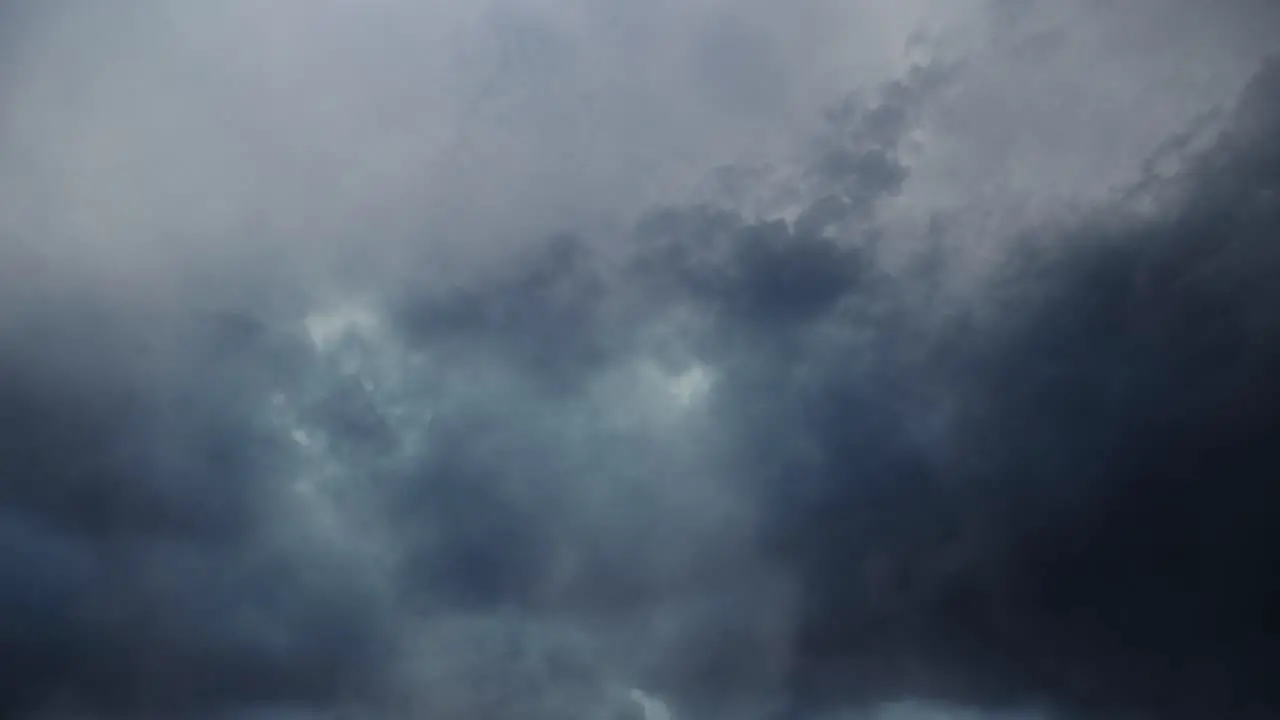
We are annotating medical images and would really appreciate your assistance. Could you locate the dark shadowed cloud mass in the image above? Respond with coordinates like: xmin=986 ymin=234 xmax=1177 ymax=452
xmin=2 ymin=2 xmax=1279 ymax=719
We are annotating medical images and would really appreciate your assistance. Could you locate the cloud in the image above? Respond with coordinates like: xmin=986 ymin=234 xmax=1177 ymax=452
xmin=2 ymin=2 xmax=1279 ymax=719
xmin=0 ymin=334 xmax=393 ymax=716
xmin=761 ymin=55 xmax=1280 ymax=718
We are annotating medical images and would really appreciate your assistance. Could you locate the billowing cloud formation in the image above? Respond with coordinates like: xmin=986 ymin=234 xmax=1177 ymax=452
xmin=2 ymin=2 xmax=1279 ymax=719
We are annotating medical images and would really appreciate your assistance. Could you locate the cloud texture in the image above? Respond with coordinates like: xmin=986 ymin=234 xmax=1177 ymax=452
xmin=2 ymin=2 xmax=1279 ymax=719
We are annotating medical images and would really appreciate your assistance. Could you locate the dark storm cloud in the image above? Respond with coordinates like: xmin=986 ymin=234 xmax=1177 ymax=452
xmin=0 ymin=53 xmax=954 ymax=718
xmin=3 ymin=3 xmax=1279 ymax=719
xmin=758 ymin=58 xmax=1280 ymax=718
xmin=382 ymin=55 xmax=1280 ymax=719
xmin=0 ymin=311 xmax=393 ymax=718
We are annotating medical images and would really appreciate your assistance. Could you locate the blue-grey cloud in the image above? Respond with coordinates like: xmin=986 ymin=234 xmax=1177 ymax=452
xmin=2 ymin=3 xmax=1279 ymax=720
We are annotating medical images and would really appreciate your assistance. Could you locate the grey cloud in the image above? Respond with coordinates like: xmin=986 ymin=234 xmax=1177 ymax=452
xmin=376 ymin=52 xmax=1280 ymax=718
xmin=0 ymin=308 xmax=393 ymax=718
xmin=3 ymin=3 xmax=1279 ymax=720
xmin=774 ymin=58 xmax=1280 ymax=718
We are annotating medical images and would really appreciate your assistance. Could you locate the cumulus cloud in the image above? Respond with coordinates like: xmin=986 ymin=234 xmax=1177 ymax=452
xmin=2 ymin=2 xmax=1279 ymax=719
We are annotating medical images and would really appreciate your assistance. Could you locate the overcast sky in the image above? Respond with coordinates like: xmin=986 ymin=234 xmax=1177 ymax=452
xmin=2 ymin=2 xmax=1279 ymax=719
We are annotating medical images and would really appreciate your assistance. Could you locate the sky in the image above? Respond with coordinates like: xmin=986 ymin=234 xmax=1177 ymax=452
xmin=1 ymin=1 xmax=1279 ymax=718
